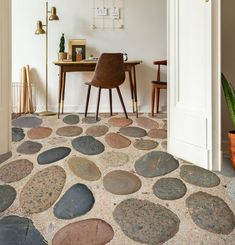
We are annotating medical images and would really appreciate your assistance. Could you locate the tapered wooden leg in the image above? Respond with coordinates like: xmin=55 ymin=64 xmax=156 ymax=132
xmin=156 ymin=88 xmax=160 ymax=114
xmin=62 ymin=72 xmax=66 ymax=114
xmin=58 ymin=67 xmax=63 ymax=119
xmin=128 ymin=71 xmax=134 ymax=113
xmin=116 ymin=86 xmax=128 ymax=119
xmin=96 ymin=87 xmax=102 ymax=121
xmin=85 ymin=85 xmax=91 ymax=117
xmin=109 ymin=89 xmax=113 ymax=116
xmin=133 ymin=66 xmax=138 ymax=118
xmin=151 ymin=86 xmax=155 ymax=117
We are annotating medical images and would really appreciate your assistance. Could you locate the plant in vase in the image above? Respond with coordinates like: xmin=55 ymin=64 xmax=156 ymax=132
xmin=58 ymin=33 xmax=67 ymax=61
xmin=222 ymin=73 xmax=235 ymax=169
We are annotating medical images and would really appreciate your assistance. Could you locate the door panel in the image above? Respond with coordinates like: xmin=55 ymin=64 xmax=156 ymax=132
xmin=168 ymin=0 xmax=220 ymax=170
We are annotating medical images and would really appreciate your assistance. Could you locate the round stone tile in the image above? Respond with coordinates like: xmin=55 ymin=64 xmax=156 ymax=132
xmin=186 ymin=191 xmax=235 ymax=234
xmin=108 ymin=117 xmax=133 ymax=127
xmin=136 ymin=117 xmax=159 ymax=129
xmin=227 ymin=179 xmax=235 ymax=201
xmin=86 ymin=125 xmax=109 ymax=137
xmin=27 ymin=127 xmax=52 ymax=139
xmin=103 ymin=170 xmax=141 ymax=195
xmin=105 ymin=133 xmax=131 ymax=149
xmin=0 ymin=185 xmax=16 ymax=212
xmin=56 ymin=126 xmax=83 ymax=137
xmin=180 ymin=165 xmax=220 ymax=187
xmin=100 ymin=151 xmax=129 ymax=167
xmin=54 ymin=183 xmax=95 ymax=219
xmin=119 ymin=127 xmax=147 ymax=138
xmin=153 ymin=178 xmax=187 ymax=200
xmin=12 ymin=116 xmax=42 ymax=128
xmin=82 ymin=116 xmax=100 ymax=124
xmin=72 ymin=136 xmax=105 ymax=155
xmin=133 ymin=139 xmax=158 ymax=150
xmin=37 ymin=147 xmax=71 ymax=165
xmin=17 ymin=141 xmax=42 ymax=155
xmin=148 ymin=129 xmax=167 ymax=139
xmin=63 ymin=114 xmax=80 ymax=125
xmin=52 ymin=219 xmax=114 ymax=245
xmin=0 ymin=152 xmax=12 ymax=164
xmin=0 ymin=216 xmax=47 ymax=245
xmin=0 ymin=159 xmax=33 ymax=183
xmin=12 ymin=113 xmax=21 ymax=120
xmin=68 ymin=157 xmax=101 ymax=181
xmin=20 ymin=166 xmax=66 ymax=214
xmin=113 ymin=198 xmax=180 ymax=244
xmin=12 ymin=128 xmax=25 ymax=142
xmin=135 ymin=151 xmax=179 ymax=178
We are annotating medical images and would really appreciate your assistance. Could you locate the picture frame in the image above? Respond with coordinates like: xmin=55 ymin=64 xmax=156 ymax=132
xmin=68 ymin=39 xmax=86 ymax=61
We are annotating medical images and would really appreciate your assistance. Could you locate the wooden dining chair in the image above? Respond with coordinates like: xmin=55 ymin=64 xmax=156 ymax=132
xmin=151 ymin=60 xmax=167 ymax=116
xmin=85 ymin=53 xmax=128 ymax=120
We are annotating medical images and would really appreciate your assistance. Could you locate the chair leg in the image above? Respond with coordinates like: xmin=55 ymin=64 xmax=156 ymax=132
xmin=85 ymin=85 xmax=91 ymax=117
xmin=109 ymin=89 xmax=113 ymax=116
xmin=96 ymin=87 xmax=102 ymax=121
xmin=116 ymin=86 xmax=128 ymax=119
xmin=156 ymin=88 xmax=160 ymax=114
xmin=151 ymin=86 xmax=155 ymax=117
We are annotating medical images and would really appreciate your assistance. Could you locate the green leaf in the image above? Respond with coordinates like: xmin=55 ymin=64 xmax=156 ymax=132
xmin=222 ymin=73 xmax=235 ymax=128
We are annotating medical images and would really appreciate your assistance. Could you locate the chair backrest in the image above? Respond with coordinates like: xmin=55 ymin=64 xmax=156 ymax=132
xmin=90 ymin=53 xmax=126 ymax=89
xmin=153 ymin=60 xmax=167 ymax=81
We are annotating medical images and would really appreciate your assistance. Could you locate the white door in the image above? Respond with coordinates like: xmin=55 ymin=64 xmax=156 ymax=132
xmin=0 ymin=0 xmax=11 ymax=154
xmin=167 ymin=0 xmax=221 ymax=170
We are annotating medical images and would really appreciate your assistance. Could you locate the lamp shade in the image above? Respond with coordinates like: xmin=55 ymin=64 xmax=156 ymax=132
xmin=49 ymin=7 xmax=59 ymax=20
xmin=35 ymin=21 xmax=46 ymax=35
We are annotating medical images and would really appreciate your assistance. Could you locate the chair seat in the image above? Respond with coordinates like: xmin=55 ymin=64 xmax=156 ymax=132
xmin=152 ymin=81 xmax=167 ymax=85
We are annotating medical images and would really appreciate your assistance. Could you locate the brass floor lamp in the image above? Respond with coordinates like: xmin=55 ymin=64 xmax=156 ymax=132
xmin=35 ymin=2 xmax=59 ymax=116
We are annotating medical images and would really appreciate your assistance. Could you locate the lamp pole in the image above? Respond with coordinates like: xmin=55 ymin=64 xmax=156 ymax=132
xmin=36 ymin=2 xmax=59 ymax=116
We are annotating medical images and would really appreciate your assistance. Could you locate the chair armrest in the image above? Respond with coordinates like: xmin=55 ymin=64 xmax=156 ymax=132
xmin=153 ymin=60 xmax=167 ymax=66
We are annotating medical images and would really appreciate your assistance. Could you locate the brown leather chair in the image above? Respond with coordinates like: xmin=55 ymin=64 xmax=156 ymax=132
xmin=85 ymin=53 xmax=128 ymax=120
xmin=151 ymin=60 xmax=167 ymax=116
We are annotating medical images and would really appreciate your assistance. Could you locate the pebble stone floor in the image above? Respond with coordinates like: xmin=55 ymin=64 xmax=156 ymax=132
xmin=0 ymin=113 xmax=235 ymax=245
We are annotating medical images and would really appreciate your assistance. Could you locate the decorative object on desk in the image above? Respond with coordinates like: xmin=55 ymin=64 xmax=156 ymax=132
xmin=58 ymin=33 xmax=67 ymax=61
xmin=123 ymin=53 xmax=128 ymax=61
xmin=35 ymin=1 xmax=59 ymax=116
xmin=68 ymin=39 xmax=86 ymax=61
xmin=221 ymin=73 xmax=235 ymax=169
xmin=12 ymin=66 xmax=35 ymax=114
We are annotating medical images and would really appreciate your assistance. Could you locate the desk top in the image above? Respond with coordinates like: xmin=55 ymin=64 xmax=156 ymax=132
xmin=54 ymin=60 xmax=142 ymax=66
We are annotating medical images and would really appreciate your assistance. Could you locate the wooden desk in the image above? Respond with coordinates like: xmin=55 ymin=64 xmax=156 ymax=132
xmin=54 ymin=60 xmax=142 ymax=118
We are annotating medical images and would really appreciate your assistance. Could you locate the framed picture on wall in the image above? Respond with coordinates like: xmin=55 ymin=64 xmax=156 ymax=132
xmin=68 ymin=39 xmax=86 ymax=61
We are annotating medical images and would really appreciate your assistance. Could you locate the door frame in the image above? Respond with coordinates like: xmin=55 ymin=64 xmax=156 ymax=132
xmin=0 ymin=0 xmax=11 ymax=154
xmin=167 ymin=0 xmax=221 ymax=171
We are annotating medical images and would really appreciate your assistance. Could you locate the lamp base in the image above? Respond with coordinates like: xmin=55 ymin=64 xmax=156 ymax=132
xmin=38 ymin=111 xmax=57 ymax=116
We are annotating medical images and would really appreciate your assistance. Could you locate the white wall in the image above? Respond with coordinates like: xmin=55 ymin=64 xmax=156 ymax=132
xmin=222 ymin=0 xmax=235 ymax=148
xmin=12 ymin=0 xmax=167 ymax=113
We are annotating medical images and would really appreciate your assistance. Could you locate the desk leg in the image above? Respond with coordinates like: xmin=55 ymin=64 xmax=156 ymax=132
xmin=133 ymin=66 xmax=138 ymax=118
xmin=128 ymin=71 xmax=135 ymax=113
xmin=61 ymin=72 xmax=66 ymax=114
xmin=58 ymin=67 xmax=63 ymax=119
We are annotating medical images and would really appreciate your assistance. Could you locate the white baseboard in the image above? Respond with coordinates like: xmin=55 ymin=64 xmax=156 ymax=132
xmin=35 ymin=104 xmax=145 ymax=114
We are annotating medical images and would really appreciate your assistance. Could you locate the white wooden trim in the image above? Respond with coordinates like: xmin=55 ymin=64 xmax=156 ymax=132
xmin=0 ymin=0 xmax=11 ymax=154
xmin=211 ymin=0 xmax=222 ymax=171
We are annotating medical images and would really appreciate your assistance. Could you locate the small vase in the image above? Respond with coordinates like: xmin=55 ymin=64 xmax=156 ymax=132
xmin=228 ymin=130 xmax=235 ymax=169
xmin=58 ymin=52 xmax=67 ymax=61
